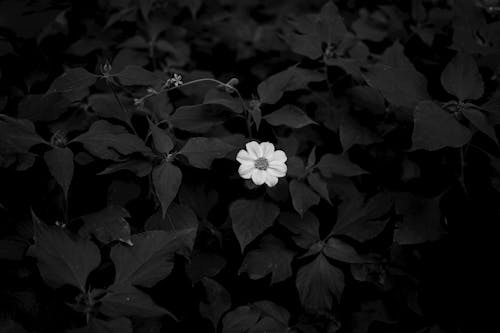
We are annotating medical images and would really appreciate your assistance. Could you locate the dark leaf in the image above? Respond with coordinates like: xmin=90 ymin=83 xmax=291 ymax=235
xmin=27 ymin=214 xmax=100 ymax=291
xmin=278 ymin=211 xmax=320 ymax=249
xmin=316 ymin=153 xmax=367 ymax=178
xmin=97 ymin=160 xmax=152 ymax=177
xmin=170 ymin=104 xmax=234 ymax=133
xmin=100 ymin=284 xmax=171 ymax=318
xmin=114 ymin=65 xmax=161 ymax=86
xmin=88 ymin=93 xmax=130 ymax=124
xmin=340 ymin=114 xmax=382 ymax=150
xmin=307 ymin=172 xmax=331 ymax=204
xmin=79 ymin=205 xmax=133 ymax=246
xmin=263 ymin=105 xmax=317 ymax=128
xmin=110 ymin=229 xmax=194 ymax=288
xmin=203 ymin=89 xmax=244 ymax=114
xmin=179 ymin=137 xmax=235 ymax=169
xmin=462 ymin=106 xmax=498 ymax=143
xmin=144 ymin=203 xmax=198 ymax=251
xmin=323 ymin=237 xmax=375 ymax=263
xmin=411 ymin=101 xmax=471 ymax=151
xmin=332 ymin=192 xmax=392 ymax=242
xmin=289 ymin=180 xmax=320 ymax=216
xmin=148 ymin=119 xmax=174 ymax=154
xmin=296 ymin=254 xmax=344 ymax=314
xmin=239 ymin=235 xmax=295 ymax=284
xmin=73 ymin=120 xmax=151 ymax=160
xmin=199 ymin=278 xmax=232 ymax=329
xmin=257 ymin=66 xmax=324 ymax=105
xmin=44 ymin=147 xmax=73 ymax=200
xmin=0 ymin=114 xmax=47 ymax=153
xmin=441 ymin=52 xmax=484 ymax=101
xmin=222 ymin=301 xmax=289 ymax=333
xmin=70 ymin=318 xmax=132 ymax=333
xmin=47 ymin=67 xmax=98 ymax=94
xmin=230 ymin=199 xmax=280 ymax=251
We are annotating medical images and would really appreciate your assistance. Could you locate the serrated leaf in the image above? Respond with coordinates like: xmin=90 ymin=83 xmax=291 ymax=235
xmin=263 ymin=105 xmax=317 ymax=128
xmin=152 ymin=162 xmax=182 ymax=218
xmin=0 ymin=114 xmax=47 ymax=153
xmin=278 ymin=211 xmax=320 ymax=249
xmin=170 ymin=104 xmax=234 ymax=133
xmin=147 ymin=119 xmax=173 ymax=154
xmin=144 ymin=203 xmax=198 ymax=251
xmin=323 ymin=237 xmax=375 ymax=263
xmin=441 ymin=52 xmax=484 ymax=101
xmin=47 ymin=67 xmax=98 ymax=94
xmin=332 ymin=192 xmax=392 ymax=242
xmin=100 ymin=284 xmax=171 ymax=318
xmin=289 ymin=180 xmax=320 ymax=216
xmin=110 ymin=230 xmax=194 ymax=288
xmin=79 ymin=205 xmax=132 ymax=246
xmin=27 ymin=214 xmax=100 ymax=291
xmin=73 ymin=120 xmax=151 ymax=160
xmin=411 ymin=101 xmax=471 ymax=151
xmin=257 ymin=66 xmax=324 ymax=105
xmin=44 ymin=147 xmax=73 ymax=200
xmin=296 ymin=254 xmax=344 ymax=314
xmin=199 ymin=278 xmax=232 ymax=329
xmin=229 ymin=199 xmax=280 ymax=251
xmin=316 ymin=153 xmax=367 ymax=178
xmin=114 ymin=65 xmax=161 ymax=86
xmin=179 ymin=137 xmax=235 ymax=169
xmin=239 ymin=235 xmax=294 ymax=284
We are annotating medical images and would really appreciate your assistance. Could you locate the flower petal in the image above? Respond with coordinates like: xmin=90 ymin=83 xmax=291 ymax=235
xmin=246 ymin=141 xmax=263 ymax=159
xmin=260 ymin=142 xmax=275 ymax=159
xmin=251 ymin=169 xmax=267 ymax=186
xmin=264 ymin=173 xmax=278 ymax=187
xmin=238 ymin=163 xmax=254 ymax=179
xmin=267 ymin=163 xmax=287 ymax=177
xmin=236 ymin=149 xmax=255 ymax=164
xmin=269 ymin=150 xmax=287 ymax=163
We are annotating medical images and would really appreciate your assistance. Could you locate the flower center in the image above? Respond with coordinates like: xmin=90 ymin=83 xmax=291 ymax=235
xmin=254 ymin=157 xmax=269 ymax=170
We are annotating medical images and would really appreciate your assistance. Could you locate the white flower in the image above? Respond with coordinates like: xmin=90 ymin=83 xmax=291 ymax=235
xmin=236 ymin=141 xmax=287 ymax=187
xmin=171 ymin=73 xmax=183 ymax=87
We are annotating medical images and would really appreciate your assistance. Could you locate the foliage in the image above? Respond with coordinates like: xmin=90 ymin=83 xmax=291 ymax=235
xmin=0 ymin=0 xmax=499 ymax=332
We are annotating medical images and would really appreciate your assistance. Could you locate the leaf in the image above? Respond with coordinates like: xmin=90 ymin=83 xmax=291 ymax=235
xmin=316 ymin=153 xmax=367 ymax=178
xmin=239 ymin=235 xmax=294 ymax=284
xmin=257 ymin=66 xmax=324 ymax=105
xmin=323 ymin=238 xmax=375 ymax=264
xmin=170 ymin=104 xmax=234 ymax=133
xmin=289 ymin=180 xmax=320 ymax=216
xmin=263 ymin=105 xmax=317 ymax=128
xmin=97 ymin=160 xmax=152 ymax=177
xmin=73 ymin=120 xmax=151 ymax=160
xmin=100 ymin=284 xmax=170 ymax=318
xmin=229 ymin=199 xmax=280 ymax=251
xmin=462 ymin=106 xmax=498 ymax=143
xmin=47 ymin=67 xmax=98 ymax=94
xmin=79 ymin=205 xmax=133 ymax=246
xmin=222 ymin=301 xmax=289 ymax=333
xmin=340 ymin=114 xmax=382 ymax=150
xmin=296 ymin=254 xmax=344 ymax=314
xmin=364 ymin=65 xmax=429 ymax=109
xmin=203 ymin=89 xmax=243 ymax=114
xmin=307 ymin=172 xmax=331 ymax=204
xmin=411 ymin=101 xmax=471 ymax=151
xmin=0 ymin=114 xmax=47 ymax=153
xmin=88 ymin=93 xmax=130 ymax=124
xmin=110 ymin=230 xmax=194 ymax=288
xmin=147 ymin=119 xmax=173 ymax=154
xmin=394 ymin=193 xmax=445 ymax=244
xmin=43 ymin=147 xmax=73 ymax=200
xmin=179 ymin=137 xmax=235 ymax=169
xmin=441 ymin=52 xmax=484 ymax=101
xmin=26 ymin=213 xmax=100 ymax=291
xmin=199 ymin=278 xmax=232 ymax=329
xmin=150 ymin=161 xmax=181 ymax=218
xmin=144 ymin=203 xmax=198 ymax=251
xmin=332 ymin=192 xmax=392 ymax=242
xmin=278 ymin=211 xmax=320 ymax=249
xmin=114 ymin=65 xmax=161 ymax=86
